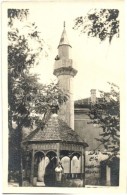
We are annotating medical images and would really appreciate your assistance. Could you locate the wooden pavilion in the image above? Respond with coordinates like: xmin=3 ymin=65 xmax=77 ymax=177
xmin=23 ymin=113 xmax=88 ymax=186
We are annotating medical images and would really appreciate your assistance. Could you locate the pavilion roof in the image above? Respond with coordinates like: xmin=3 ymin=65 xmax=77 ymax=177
xmin=24 ymin=114 xmax=87 ymax=146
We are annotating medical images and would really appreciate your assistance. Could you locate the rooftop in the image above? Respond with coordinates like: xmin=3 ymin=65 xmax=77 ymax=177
xmin=24 ymin=113 xmax=88 ymax=146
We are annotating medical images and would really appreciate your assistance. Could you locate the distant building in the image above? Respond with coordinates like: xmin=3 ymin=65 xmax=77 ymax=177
xmin=74 ymin=89 xmax=104 ymax=151
xmin=74 ymin=91 xmax=119 ymax=186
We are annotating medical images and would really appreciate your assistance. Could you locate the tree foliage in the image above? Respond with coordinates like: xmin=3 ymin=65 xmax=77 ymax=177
xmin=8 ymin=9 xmax=67 ymax=131
xmin=73 ymin=9 xmax=119 ymax=43
xmin=89 ymin=83 xmax=120 ymax=154
xmin=8 ymin=9 xmax=68 ymax=184
xmin=8 ymin=9 xmax=29 ymax=27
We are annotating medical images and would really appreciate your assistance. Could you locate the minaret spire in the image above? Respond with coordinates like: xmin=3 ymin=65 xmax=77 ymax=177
xmin=64 ymin=21 xmax=65 ymax=28
xmin=58 ymin=21 xmax=71 ymax=48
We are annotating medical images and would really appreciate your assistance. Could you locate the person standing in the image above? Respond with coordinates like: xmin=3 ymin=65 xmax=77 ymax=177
xmin=55 ymin=162 xmax=63 ymax=186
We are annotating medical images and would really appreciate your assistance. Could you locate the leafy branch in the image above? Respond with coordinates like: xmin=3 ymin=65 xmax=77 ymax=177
xmin=73 ymin=9 xmax=119 ymax=43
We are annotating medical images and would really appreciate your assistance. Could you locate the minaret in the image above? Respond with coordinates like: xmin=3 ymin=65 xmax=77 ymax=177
xmin=53 ymin=22 xmax=77 ymax=129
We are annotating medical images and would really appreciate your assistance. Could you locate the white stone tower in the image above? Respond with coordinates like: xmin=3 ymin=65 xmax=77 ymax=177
xmin=53 ymin=22 xmax=77 ymax=129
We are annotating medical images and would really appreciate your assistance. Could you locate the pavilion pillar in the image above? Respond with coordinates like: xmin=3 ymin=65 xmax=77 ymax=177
xmin=30 ymin=149 xmax=35 ymax=184
xmin=25 ymin=153 xmax=29 ymax=179
xmin=83 ymin=147 xmax=86 ymax=187
xmin=80 ymin=153 xmax=84 ymax=179
xmin=56 ymin=143 xmax=60 ymax=164
xmin=69 ymin=157 xmax=71 ymax=178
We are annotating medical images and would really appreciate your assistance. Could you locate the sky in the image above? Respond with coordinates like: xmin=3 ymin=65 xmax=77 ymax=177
xmin=8 ymin=0 xmax=125 ymax=100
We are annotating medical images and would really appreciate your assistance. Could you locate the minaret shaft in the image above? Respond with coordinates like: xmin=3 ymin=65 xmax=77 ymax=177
xmin=58 ymin=75 xmax=74 ymax=129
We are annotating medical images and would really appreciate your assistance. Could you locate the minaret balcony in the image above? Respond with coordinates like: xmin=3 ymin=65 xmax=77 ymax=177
xmin=54 ymin=59 xmax=73 ymax=70
xmin=53 ymin=66 xmax=77 ymax=77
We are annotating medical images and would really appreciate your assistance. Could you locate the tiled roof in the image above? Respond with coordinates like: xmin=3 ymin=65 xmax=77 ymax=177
xmin=74 ymin=98 xmax=90 ymax=108
xmin=74 ymin=97 xmax=103 ymax=108
xmin=24 ymin=114 xmax=86 ymax=144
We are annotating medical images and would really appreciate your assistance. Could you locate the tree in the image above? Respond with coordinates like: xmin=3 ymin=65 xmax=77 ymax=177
xmin=89 ymin=82 xmax=120 ymax=155
xmin=73 ymin=9 xmax=119 ymax=43
xmin=8 ymin=9 xmax=68 ymax=186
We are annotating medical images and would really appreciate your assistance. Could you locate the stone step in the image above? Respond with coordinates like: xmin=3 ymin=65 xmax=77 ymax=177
xmin=36 ymin=181 xmax=45 ymax=187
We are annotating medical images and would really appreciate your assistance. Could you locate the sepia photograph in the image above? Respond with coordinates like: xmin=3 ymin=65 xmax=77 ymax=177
xmin=2 ymin=0 xmax=126 ymax=193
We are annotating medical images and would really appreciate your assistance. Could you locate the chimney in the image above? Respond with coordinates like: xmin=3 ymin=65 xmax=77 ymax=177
xmin=90 ymin=89 xmax=96 ymax=104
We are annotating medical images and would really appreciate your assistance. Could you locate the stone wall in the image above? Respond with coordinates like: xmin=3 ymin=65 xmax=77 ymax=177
xmin=74 ymin=108 xmax=104 ymax=151
xmin=74 ymin=109 xmax=105 ymax=185
xmin=85 ymin=151 xmax=101 ymax=185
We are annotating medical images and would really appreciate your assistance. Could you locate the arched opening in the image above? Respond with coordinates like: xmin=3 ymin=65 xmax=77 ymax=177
xmin=110 ymin=157 xmax=119 ymax=186
xmin=71 ymin=152 xmax=81 ymax=178
xmin=100 ymin=156 xmax=119 ymax=186
xmin=60 ymin=151 xmax=82 ymax=180
xmin=34 ymin=151 xmax=45 ymax=182
xmin=61 ymin=156 xmax=70 ymax=173
xmin=44 ymin=151 xmax=57 ymax=186
xmin=71 ymin=154 xmax=81 ymax=179
xmin=100 ymin=160 xmax=107 ymax=185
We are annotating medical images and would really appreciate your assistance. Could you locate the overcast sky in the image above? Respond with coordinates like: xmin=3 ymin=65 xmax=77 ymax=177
xmin=7 ymin=0 xmax=125 ymax=100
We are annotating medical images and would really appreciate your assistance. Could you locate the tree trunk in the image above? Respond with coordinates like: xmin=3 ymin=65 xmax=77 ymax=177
xmin=19 ymin=149 xmax=23 ymax=186
xmin=18 ymin=125 xmax=23 ymax=186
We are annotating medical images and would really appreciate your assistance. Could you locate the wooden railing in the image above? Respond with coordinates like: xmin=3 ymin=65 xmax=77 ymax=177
xmin=64 ymin=173 xmax=83 ymax=180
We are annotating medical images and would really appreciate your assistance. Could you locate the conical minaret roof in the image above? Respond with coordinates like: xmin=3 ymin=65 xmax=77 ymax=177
xmin=58 ymin=22 xmax=71 ymax=48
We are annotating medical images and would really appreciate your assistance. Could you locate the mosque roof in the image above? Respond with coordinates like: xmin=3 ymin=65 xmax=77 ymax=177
xmin=24 ymin=114 xmax=88 ymax=146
